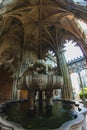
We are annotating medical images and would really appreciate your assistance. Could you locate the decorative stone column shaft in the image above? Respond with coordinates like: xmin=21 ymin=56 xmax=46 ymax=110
xmin=58 ymin=51 xmax=73 ymax=100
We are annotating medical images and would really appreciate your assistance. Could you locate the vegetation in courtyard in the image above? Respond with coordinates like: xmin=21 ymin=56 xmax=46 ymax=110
xmin=79 ymin=87 xmax=87 ymax=100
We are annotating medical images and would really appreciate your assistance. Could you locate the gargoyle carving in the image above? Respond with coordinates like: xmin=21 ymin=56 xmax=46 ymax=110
xmin=0 ymin=49 xmax=14 ymax=65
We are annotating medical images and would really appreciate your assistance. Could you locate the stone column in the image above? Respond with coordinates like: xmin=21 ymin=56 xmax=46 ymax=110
xmin=38 ymin=90 xmax=43 ymax=111
xmin=12 ymin=76 xmax=18 ymax=100
xmin=55 ymin=27 xmax=73 ymax=100
xmin=27 ymin=90 xmax=35 ymax=110
xmin=12 ymin=75 xmax=20 ymax=100
xmin=45 ymin=90 xmax=53 ymax=106
xmin=58 ymin=51 xmax=73 ymax=100
xmin=45 ymin=90 xmax=53 ymax=116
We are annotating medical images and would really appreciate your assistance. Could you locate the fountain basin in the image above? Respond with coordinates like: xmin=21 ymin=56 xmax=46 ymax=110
xmin=0 ymin=99 xmax=87 ymax=130
xmin=17 ymin=74 xmax=63 ymax=90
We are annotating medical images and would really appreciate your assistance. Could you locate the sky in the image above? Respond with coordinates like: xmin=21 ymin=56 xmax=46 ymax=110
xmin=73 ymin=0 xmax=86 ymax=5
xmin=0 ymin=0 xmax=13 ymax=4
xmin=78 ymin=20 xmax=87 ymax=34
xmin=64 ymin=20 xmax=87 ymax=62
xmin=64 ymin=41 xmax=83 ymax=62
xmin=74 ymin=0 xmax=85 ymax=2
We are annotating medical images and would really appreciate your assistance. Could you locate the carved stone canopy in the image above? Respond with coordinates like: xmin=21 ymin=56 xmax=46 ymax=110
xmin=0 ymin=0 xmax=87 ymax=75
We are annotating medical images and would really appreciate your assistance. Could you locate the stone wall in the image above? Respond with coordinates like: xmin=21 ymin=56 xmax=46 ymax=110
xmin=20 ymin=90 xmax=28 ymax=100
xmin=0 ymin=65 xmax=13 ymax=102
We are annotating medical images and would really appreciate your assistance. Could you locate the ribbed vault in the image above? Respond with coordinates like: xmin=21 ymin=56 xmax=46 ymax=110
xmin=0 ymin=0 xmax=87 ymax=75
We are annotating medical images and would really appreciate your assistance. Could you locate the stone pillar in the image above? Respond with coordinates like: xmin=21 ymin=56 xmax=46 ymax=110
xmin=58 ymin=52 xmax=73 ymax=100
xmin=55 ymin=27 xmax=73 ymax=100
xmin=45 ymin=90 xmax=53 ymax=106
xmin=17 ymin=90 xmax=20 ymax=100
xmin=45 ymin=90 xmax=53 ymax=116
xmin=38 ymin=90 xmax=43 ymax=111
xmin=12 ymin=76 xmax=18 ymax=100
xmin=12 ymin=75 xmax=20 ymax=100
xmin=27 ymin=90 xmax=35 ymax=110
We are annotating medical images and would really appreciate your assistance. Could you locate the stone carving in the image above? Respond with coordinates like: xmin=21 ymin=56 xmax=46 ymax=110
xmin=17 ymin=74 xmax=63 ymax=109
xmin=0 ymin=49 xmax=14 ymax=65
xmin=17 ymin=74 xmax=63 ymax=90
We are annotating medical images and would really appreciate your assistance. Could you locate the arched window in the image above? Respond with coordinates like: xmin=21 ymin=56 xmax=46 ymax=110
xmin=64 ymin=40 xmax=83 ymax=63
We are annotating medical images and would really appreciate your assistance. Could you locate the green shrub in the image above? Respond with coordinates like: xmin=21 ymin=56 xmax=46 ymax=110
xmin=79 ymin=87 xmax=87 ymax=100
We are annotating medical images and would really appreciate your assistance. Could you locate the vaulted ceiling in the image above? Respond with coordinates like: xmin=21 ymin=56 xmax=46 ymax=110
xmin=0 ymin=0 xmax=87 ymax=74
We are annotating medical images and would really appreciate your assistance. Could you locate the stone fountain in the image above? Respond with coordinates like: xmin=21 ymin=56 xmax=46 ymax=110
xmin=17 ymin=74 xmax=63 ymax=110
xmin=0 ymin=62 xmax=87 ymax=130
xmin=17 ymin=60 xmax=63 ymax=110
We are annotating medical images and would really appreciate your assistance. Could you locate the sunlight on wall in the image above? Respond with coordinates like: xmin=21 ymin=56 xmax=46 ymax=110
xmin=70 ymin=73 xmax=80 ymax=99
xmin=78 ymin=20 xmax=87 ymax=30
xmin=0 ymin=0 xmax=2 ymax=3
xmin=78 ymin=20 xmax=87 ymax=35
xmin=64 ymin=40 xmax=84 ymax=99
